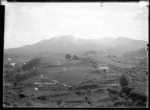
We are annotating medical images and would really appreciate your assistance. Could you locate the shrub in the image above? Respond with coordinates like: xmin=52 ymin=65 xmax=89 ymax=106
xmin=12 ymin=70 xmax=39 ymax=85
xmin=121 ymin=86 xmax=134 ymax=96
xmin=119 ymin=74 xmax=129 ymax=88
xmin=22 ymin=58 xmax=41 ymax=71
xmin=107 ymin=55 xmax=111 ymax=57
xmin=65 ymin=54 xmax=71 ymax=60
xmin=113 ymin=55 xmax=116 ymax=57
xmin=72 ymin=54 xmax=80 ymax=60
xmin=103 ymin=69 xmax=106 ymax=73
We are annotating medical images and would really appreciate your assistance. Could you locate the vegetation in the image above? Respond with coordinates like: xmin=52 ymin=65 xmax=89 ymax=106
xmin=8 ymin=70 xmax=40 ymax=85
xmin=107 ymin=55 xmax=111 ymax=58
xmin=84 ymin=50 xmax=97 ymax=55
xmin=119 ymin=74 xmax=129 ymax=88
xmin=22 ymin=58 xmax=41 ymax=71
xmin=65 ymin=54 xmax=72 ymax=60
xmin=3 ymin=46 xmax=148 ymax=107
xmin=107 ymin=55 xmax=116 ymax=58
xmin=72 ymin=54 xmax=80 ymax=60
xmin=122 ymin=48 xmax=147 ymax=58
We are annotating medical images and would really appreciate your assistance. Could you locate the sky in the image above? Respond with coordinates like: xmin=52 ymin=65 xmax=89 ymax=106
xmin=4 ymin=2 xmax=149 ymax=49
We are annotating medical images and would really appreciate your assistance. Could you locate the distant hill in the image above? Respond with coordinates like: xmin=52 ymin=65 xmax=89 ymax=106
xmin=5 ymin=36 xmax=147 ymax=56
xmin=122 ymin=48 xmax=148 ymax=58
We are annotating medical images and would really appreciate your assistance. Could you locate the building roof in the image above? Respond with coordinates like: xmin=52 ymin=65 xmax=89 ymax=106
xmin=97 ymin=63 xmax=108 ymax=67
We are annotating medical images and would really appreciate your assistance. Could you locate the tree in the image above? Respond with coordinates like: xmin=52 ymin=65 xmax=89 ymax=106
xmin=65 ymin=54 xmax=71 ymax=60
xmin=112 ymin=55 xmax=116 ymax=57
xmin=72 ymin=54 xmax=80 ymax=60
xmin=107 ymin=55 xmax=111 ymax=58
xmin=22 ymin=58 xmax=41 ymax=71
xmin=119 ymin=74 xmax=129 ymax=88
xmin=103 ymin=69 xmax=106 ymax=73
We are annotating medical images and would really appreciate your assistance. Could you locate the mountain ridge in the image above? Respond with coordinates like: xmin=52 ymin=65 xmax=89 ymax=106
xmin=5 ymin=35 xmax=147 ymax=55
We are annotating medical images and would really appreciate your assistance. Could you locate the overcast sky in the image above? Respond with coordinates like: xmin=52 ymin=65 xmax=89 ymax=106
xmin=4 ymin=2 xmax=148 ymax=49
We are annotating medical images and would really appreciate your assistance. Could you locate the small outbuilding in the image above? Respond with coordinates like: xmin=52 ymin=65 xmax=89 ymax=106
xmin=8 ymin=58 xmax=11 ymax=61
xmin=9 ymin=63 xmax=16 ymax=67
xmin=96 ymin=64 xmax=109 ymax=72
xmin=55 ymin=60 xmax=62 ymax=66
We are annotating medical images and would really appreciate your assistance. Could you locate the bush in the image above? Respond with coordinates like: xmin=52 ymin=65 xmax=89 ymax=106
xmin=112 ymin=55 xmax=116 ymax=57
xmin=22 ymin=58 xmax=41 ymax=71
xmin=65 ymin=54 xmax=71 ymax=60
xmin=121 ymin=86 xmax=134 ymax=96
xmin=72 ymin=54 xmax=80 ymax=60
xmin=119 ymin=74 xmax=129 ymax=88
xmin=11 ymin=70 xmax=40 ymax=85
xmin=84 ymin=50 xmax=97 ymax=55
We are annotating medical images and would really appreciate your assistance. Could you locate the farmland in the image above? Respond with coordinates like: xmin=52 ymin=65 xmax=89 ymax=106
xmin=3 ymin=2 xmax=148 ymax=108
xmin=3 ymin=53 xmax=148 ymax=108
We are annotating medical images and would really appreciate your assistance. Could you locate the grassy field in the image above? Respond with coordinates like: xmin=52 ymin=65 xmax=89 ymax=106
xmin=3 ymin=54 xmax=148 ymax=108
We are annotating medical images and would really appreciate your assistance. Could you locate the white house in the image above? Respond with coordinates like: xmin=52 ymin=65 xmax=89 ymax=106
xmin=9 ymin=63 xmax=16 ymax=67
xmin=8 ymin=58 xmax=11 ymax=61
xmin=34 ymin=88 xmax=39 ymax=90
xmin=97 ymin=64 xmax=109 ymax=72
xmin=33 ymin=67 xmax=35 ymax=70
xmin=99 ymin=67 xmax=109 ymax=72
xmin=63 ymin=67 xmax=67 ymax=72
xmin=40 ymin=74 xmax=48 ymax=79
xmin=56 ymin=60 xmax=61 ymax=66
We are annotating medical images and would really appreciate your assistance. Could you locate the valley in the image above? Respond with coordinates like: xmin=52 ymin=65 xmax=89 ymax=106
xmin=3 ymin=48 xmax=148 ymax=108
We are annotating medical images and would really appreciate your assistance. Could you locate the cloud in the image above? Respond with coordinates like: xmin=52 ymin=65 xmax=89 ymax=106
xmin=4 ymin=3 xmax=148 ymax=49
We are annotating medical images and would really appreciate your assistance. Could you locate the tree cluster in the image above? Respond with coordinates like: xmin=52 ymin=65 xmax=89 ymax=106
xmin=22 ymin=58 xmax=41 ymax=71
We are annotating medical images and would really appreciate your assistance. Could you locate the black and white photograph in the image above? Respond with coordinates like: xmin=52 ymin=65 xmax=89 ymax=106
xmin=3 ymin=1 xmax=149 ymax=108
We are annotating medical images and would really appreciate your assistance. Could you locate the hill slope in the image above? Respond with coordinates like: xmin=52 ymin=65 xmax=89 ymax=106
xmin=5 ymin=36 xmax=147 ymax=55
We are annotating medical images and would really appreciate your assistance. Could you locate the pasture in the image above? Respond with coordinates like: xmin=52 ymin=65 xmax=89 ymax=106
xmin=3 ymin=54 xmax=148 ymax=108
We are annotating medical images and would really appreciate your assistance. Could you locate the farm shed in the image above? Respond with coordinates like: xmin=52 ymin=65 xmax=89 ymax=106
xmin=9 ymin=63 xmax=16 ymax=67
xmin=55 ymin=60 xmax=62 ymax=66
xmin=8 ymin=58 xmax=11 ymax=61
xmin=97 ymin=64 xmax=109 ymax=72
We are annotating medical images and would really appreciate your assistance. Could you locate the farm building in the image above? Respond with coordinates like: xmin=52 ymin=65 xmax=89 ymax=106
xmin=9 ymin=63 xmax=16 ymax=67
xmin=55 ymin=60 xmax=62 ymax=66
xmin=96 ymin=64 xmax=109 ymax=72
xmin=8 ymin=58 xmax=11 ymax=61
xmin=52 ymin=60 xmax=62 ymax=66
xmin=62 ymin=67 xmax=67 ymax=72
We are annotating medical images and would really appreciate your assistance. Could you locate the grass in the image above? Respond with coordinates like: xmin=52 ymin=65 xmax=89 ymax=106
xmin=3 ymin=55 xmax=148 ymax=108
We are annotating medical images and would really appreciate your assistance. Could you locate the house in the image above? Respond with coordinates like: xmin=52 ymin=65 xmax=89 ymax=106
xmin=33 ymin=67 xmax=36 ymax=70
xmin=9 ymin=63 xmax=16 ymax=67
xmin=8 ymin=58 xmax=11 ymax=61
xmin=99 ymin=67 xmax=109 ymax=72
xmin=96 ymin=64 xmax=109 ymax=72
xmin=4 ymin=61 xmax=16 ymax=67
xmin=63 ymin=67 xmax=67 ymax=72
xmin=56 ymin=60 xmax=61 ymax=66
